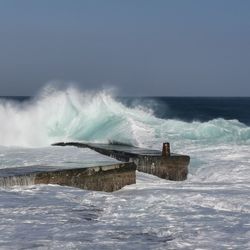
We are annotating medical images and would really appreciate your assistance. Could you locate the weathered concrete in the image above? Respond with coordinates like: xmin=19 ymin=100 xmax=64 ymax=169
xmin=0 ymin=162 xmax=136 ymax=192
xmin=53 ymin=142 xmax=190 ymax=181
xmin=0 ymin=142 xmax=189 ymax=192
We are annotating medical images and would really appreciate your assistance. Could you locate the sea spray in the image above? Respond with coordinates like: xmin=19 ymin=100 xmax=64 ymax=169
xmin=0 ymin=87 xmax=155 ymax=147
xmin=0 ymin=175 xmax=35 ymax=188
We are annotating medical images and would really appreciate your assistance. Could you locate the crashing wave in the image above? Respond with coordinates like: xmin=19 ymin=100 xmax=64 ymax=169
xmin=0 ymin=86 xmax=249 ymax=147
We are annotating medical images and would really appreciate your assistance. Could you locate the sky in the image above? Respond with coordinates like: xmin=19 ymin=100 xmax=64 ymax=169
xmin=0 ymin=0 xmax=249 ymax=96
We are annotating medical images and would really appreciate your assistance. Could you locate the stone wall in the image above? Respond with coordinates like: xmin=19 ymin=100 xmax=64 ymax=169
xmin=52 ymin=142 xmax=190 ymax=181
xmin=0 ymin=162 xmax=137 ymax=192
xmin=134 ymin=155 xmax=189 ymax=181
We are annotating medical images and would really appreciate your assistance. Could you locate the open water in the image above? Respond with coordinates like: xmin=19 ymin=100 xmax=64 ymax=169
xmin=0 ymin=87 xmax=249 ymax=249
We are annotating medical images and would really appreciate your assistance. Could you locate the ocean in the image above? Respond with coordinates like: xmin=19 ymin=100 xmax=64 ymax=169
xmin=0 ymin=88 xmax=249 ymax=249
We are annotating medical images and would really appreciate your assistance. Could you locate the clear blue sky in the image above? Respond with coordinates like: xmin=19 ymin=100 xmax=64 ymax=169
xmin=0 ymin=0 xmax=249 ymax=96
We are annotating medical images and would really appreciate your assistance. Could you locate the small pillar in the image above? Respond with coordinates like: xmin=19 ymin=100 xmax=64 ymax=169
xmin=162 ymin=142 xmax=170 ymax=157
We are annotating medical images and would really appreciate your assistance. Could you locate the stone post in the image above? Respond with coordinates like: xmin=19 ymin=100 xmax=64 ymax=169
xmin=162 ymin=142 xmax=170 ymax=157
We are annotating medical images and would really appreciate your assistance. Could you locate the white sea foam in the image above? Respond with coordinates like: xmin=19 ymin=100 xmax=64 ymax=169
xmin=0 ymin=87 xmax=156 ymax=147
xmin=0 ymin=172 xmax=249 ymax=249
xmin=0 ymin=146 xmax=119 ymax=170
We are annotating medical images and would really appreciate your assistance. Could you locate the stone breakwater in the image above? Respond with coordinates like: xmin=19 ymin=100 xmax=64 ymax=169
xmin=53 ymin=142 xmax=190 ymax=181
xmin=0 ymin=162 xmax=136 ymax=192
xmin=0 ymin=142 xmax=189 ymax=192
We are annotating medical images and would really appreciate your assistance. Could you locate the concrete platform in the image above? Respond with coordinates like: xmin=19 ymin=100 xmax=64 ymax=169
xmin=53 ymin=142 xmax=190 ymax=181
xmin=0 ymin=161 xmax=136 ymax=192
xmin=0 ymin=142 xmax=189 ymax=192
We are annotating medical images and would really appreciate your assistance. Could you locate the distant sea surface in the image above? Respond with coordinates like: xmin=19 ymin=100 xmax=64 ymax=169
xmin=121 ymin=97 xmax=250 ymax=125
xmin=2 ymin=96 xmax=250 ymax=125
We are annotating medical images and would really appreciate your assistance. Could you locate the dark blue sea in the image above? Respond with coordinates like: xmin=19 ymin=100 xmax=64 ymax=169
xmin=121 ymin=97 xmax=250 ymax=125
xmin=2 ymin=96 xmax=250 ymax=125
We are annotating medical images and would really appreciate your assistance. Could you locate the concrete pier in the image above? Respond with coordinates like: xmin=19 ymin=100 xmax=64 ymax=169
xmin=53 ymin=142 xmax=190 ymax=181
xmin=0 ymin=162 xmax=136 ymax=192
xmin=0 ymin=142 xmax=189 ymax=192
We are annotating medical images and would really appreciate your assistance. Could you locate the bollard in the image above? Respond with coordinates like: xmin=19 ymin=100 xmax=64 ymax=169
xmin=162 ymin=142 xmax=170 ymax=157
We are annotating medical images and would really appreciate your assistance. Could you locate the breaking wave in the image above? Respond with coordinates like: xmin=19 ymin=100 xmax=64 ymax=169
xmin=0 ymin=87 xmax=249 ymax=147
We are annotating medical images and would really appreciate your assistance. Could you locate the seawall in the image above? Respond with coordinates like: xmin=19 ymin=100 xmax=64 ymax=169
xmin=0 ymin=162 xmax=136 ymax=192
xmin=53 ymin=142 xmax=190 ymax=181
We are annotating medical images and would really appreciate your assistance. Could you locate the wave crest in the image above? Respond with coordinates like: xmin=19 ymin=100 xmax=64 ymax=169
xmin=0 ymin=87 xmax=249 ymax=147
xmin=0 ymin=87 xmax=155 ymax=147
